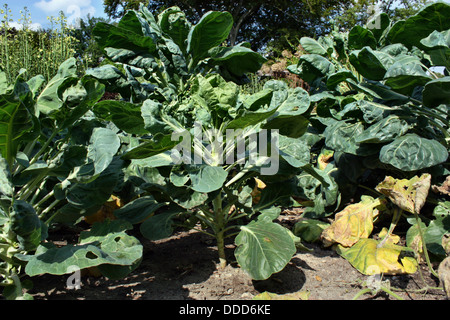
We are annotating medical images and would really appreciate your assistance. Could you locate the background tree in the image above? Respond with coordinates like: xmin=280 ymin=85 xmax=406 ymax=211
xmin=102 ymin=0 xmax=433 ymax=53
xmin=69 ymin=15 xmax=110 ymax=69
xmin=335 ymin=0 xmax=433 ymax=31
xmin=102 ymin=0 xmax=354 ymax=52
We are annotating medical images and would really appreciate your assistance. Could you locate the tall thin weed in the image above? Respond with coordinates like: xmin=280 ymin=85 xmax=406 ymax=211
xmin=0 ymin=5 xmax=78 ymax=83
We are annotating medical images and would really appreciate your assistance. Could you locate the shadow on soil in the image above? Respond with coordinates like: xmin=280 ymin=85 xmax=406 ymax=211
xmin=27 ymin=227 xmax=446 ymax=300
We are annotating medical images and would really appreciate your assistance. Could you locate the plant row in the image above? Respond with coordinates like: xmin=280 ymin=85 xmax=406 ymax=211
xmin=0 ymin=3 xmax=449 ymax=299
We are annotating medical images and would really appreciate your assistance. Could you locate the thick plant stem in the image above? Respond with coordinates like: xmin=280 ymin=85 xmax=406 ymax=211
xmin=216 ymin=230 xmax=227 ymax=269
xmin=213 ymin=194 xmax=227 ymax=269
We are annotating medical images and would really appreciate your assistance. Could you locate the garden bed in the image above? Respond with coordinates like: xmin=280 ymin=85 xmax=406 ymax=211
xmin=28 ymin=213 xmax=445 ymax=301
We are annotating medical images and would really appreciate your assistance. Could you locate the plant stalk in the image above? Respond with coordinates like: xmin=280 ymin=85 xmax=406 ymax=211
xmin=414 ymin=213 xmax=440 ymax=279
xmin=213 ymin=194 xmax=227 ymax=269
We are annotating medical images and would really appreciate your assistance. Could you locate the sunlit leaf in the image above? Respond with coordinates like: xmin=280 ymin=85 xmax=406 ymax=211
xmin=321 ymin=196 xmax=385 ymax=247
xmin=253 ymin=290 xmax=310 ymax=300
xmin=336 ymin=238 xmax=418 ymax=275
xmin=375 ymin=174 xmax=431 ymax=214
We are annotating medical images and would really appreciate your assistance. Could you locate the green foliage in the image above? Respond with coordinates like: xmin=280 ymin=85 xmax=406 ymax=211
xmin=289 ymin=2 xmax=450 ymax=177
xmin=69 ymin=15 xmax=111 ymax=70
xmin=90 ymin=4 xmax=266 ymax=105
xmin=17 ymin=219 xmax=142 ymax=279
xmin=0 ymin=58 xmax=142 ymax=299
xmin=289 ymin=2 xmax=450 ymax=293
xmin=103 ymin=0 xmax=355 ymax=52
xmin=97 ymin=70 xmax=313 ymax=279
xmin=87 ymin=6 xmax=326 ymax=278
xmin=2 ymin=1 xmax=450 ymax=299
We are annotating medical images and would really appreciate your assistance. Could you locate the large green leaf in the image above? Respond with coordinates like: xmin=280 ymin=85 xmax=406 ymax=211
xmin=19 ymin=220 xmax=142 ymax=277
xmin=326 ymin=70 xmax=357 ymax=90
xmin=242 ymin=89 xmax=273 ymax=111
xmin=46 ymin=145 xmax=88 ymax=177
xmin=323 ymin=120 xmax=377 ymax=156
xmin=117 ymin=10 xmax=147 ymax=35
xmin=348 ymin=26 xmax=377 ymax=50
xmin=379 ymin=133 xmax=448 ymax=171
xmin=422 ymin=77 xmax=450 ymax=108
xmin=168 ymin=184 xmax=208 ymax=209
xmin=299 ymin=37 xmax=328 ymax=56
xmin=387 ymin=2 xmax=450 ymax=49
xmin=187 ymin=165 xmax=228 ymax=193
xmin=114 ymin=196 xmax=167 ymax=224
xmin=93 ymin=12 xmax=157 ymax=53
xmin=36 ymin=58 xmax=77 ymax=115
xmin=122 ymin=133 xmax=181 ymax=160
xmin=367 ymin=12 xmax=390 ymax=42
xmin=420 ymin=30 xmax=450 ymax=68
xmin=209 ymin=45 xmax=267 ymax=79
xmin=140 ymin=210 xmax=179 ymax=240
xmin=278 ymin=135 xmax=310 ymax=168
xmin=384 ymin=56 xmax=431 ymax=95
xmin=295 ymin=164 xmax=340 ymax=218
xmin=349 ymin=47 xmax=394 ymax=81
xmin=293 ymin=218 xmax=330 ymax=243
xmin=295 ymin=54 xmax=336 ymax=83
xmin=277 ymin=87 xmax=311 ymax=116
xmin=253 ymin=180 xmax=296 ymax=212
xmin=424 ymin=202 xmax=450 ymax=257
xmin=226 ymin=108 xmax=277 ymax=130
xmin=356 ymin=115 xmax=410 ymax=144
xmin=93 ymin=100 xmax=147 ymax=135
xmin=158 ymin=7 xmax=191 ymax=54
xmin=264 ymin=80 xmax=289 ymax=109
xmin=87 ymin=128 xmax=121 ymax=177
xmin=130 ymin=151 xmax=175 ymax=168
xmin=0 ymin=82 xmax=34 ymax=166
xmin=27 ymin=75 xmax=45 ymax=97
xmin=187 ymin=11 xmax=233 ymax=64
xmin=59 ymin=158 xmax=124 ymax=222
xmin=235 ymin=220 xmax=296 ymax=280
xmin=263 ymin=114 xmax=309 ymax=138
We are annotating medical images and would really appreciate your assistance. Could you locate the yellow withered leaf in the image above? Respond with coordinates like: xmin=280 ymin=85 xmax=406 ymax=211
xmin=443 ymin=233 xmax=450 ymax=255
xmin=255 ymin=178 xmax=266 ymax=189
xmin=251 ymin=178 xmax=266 ymax=204
xmin=432 ymin=175 xmax=450 ymax=196
xmin=321 ymin=196 xmax=385 ymax=247
xmin=438 ymin=256 xmax=450 ymax=299
xmin=84 ymin=195 xmax=123 ymax=225
xmin=318 ymin=149 xmax=334 ymax=170
xmin=375 ymin=174 xmax=431 ymax=214
xmin=336 ymin=239 xmax=418 ymax=275
xmin=377 ymin=227 xmax=400 ymax=245
xmin=253 ymin=290 xmax=310 ymax=300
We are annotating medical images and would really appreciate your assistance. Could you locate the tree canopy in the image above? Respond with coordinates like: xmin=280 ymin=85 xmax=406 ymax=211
xmin=102 ymin=0 xmax=433 ymax=52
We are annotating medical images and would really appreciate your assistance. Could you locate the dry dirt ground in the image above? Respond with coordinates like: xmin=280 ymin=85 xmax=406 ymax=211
xmin=27 ymin=214 xmax=447 ymax=302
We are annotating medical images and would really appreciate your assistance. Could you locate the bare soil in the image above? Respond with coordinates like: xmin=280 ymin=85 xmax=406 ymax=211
xmin=27 ymin=213 xmax=446 ymax=301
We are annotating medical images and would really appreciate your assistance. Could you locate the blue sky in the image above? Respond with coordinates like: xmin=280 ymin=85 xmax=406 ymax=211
xmin=1 ymin=0 xmax=110 ymax=30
